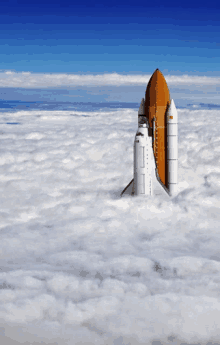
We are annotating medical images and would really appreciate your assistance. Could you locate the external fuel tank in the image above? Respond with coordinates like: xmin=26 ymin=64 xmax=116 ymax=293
xmin=145 ymin=69 xmax=170 ymax=188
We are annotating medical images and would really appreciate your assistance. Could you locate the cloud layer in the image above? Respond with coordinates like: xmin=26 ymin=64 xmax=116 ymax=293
xmin=1 ymin=71 xmax=220 ymax=88
xmin=0 ymin=107 xmax=220 ymax=344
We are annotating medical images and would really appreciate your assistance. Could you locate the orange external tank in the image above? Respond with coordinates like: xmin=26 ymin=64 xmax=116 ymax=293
xmin=144 ymin=69 xmax=170 ymax=187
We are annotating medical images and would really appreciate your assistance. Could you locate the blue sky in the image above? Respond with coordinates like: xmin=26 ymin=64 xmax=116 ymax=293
xmin=0 ymin=0 xmax=220 ymax=109
xmin=1 ymin=0 xmax=220 ymax=75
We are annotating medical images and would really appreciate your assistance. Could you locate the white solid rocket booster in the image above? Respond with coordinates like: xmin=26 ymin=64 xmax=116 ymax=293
xmin=167 ymin=99 xmax=178 ymax=196
xmin=138 ymin=98 xmax=145 ymax=126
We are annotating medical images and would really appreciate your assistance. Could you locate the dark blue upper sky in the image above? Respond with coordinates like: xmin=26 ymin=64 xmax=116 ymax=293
xmin=1 ymin=0 xmax=220 ymax=75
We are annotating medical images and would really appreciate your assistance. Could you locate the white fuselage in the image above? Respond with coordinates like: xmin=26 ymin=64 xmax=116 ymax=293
xmin=133 ymin=123 xmax=153 ymax=196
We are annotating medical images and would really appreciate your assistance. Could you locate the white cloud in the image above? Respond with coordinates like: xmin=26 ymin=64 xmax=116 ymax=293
xmin=0 ymin=70 xmax=220 ymax=88
xmin=1 ymin=107 xmax=220 ymax=344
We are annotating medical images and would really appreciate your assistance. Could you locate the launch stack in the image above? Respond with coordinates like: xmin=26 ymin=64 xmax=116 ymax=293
xmin=121 ymin=69 xmax=178 ymax=198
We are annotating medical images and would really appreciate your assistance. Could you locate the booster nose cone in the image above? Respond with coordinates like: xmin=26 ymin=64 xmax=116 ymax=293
xmin=167 ymin=99 xmax=178 ymax=122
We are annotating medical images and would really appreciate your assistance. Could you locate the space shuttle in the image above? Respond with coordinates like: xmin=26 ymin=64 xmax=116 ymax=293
xmin=121 ymin=68 xmax=178 ymax=197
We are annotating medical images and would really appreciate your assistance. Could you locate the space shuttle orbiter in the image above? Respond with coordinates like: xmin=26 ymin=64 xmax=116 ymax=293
xmin=121 ymin=68 xmax=178 ymax=197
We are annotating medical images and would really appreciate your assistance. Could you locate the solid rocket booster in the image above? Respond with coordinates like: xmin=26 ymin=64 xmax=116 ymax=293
xmin=167 ymin=99 xmax=178 ymax=195
xmin=121 ymin=68 xmax=178 ymax=198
